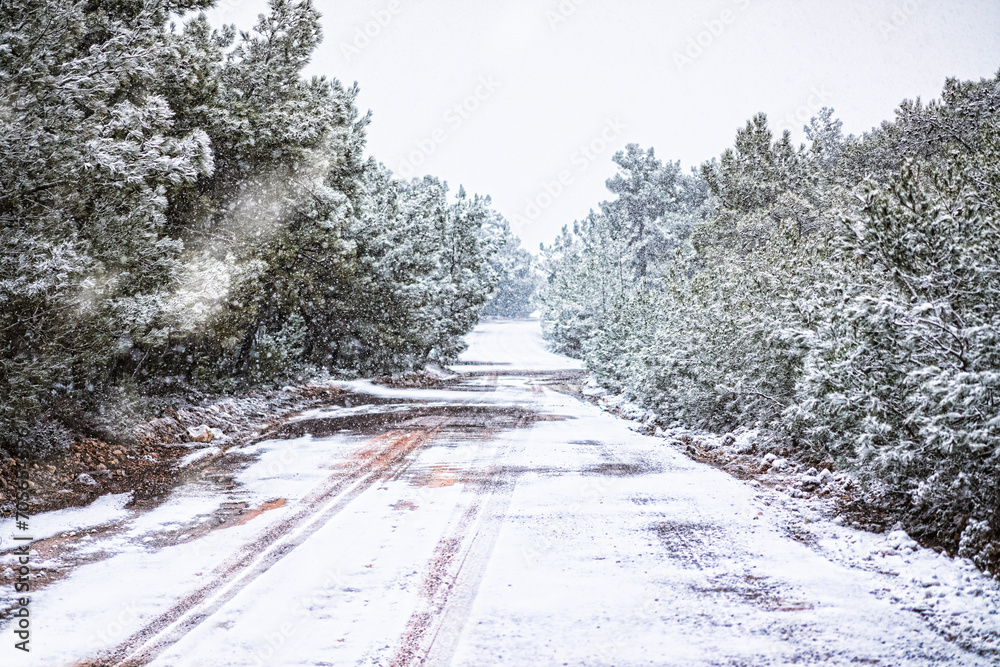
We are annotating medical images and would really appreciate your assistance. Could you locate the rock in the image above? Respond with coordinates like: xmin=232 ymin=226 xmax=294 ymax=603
xmin=76 ymin=473 xmax=97 ymax=486
xmin=886 ymin=529 xmax=908 ymax=544
xmin=885 ymin=529 xmax=919 ymax=552
xmin=187 ymin=424 xmax=215 ymax=443
xmin=799 ymin=475 xmax=821 ymax=491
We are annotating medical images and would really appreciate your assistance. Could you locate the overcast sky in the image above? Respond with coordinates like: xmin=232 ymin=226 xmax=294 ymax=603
xmin=202 ymin=0 xmax=1000 ymax=250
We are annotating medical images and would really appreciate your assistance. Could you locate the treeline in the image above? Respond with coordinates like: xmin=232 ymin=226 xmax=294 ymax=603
xmin=480 ymin=240 xmax=539 ymax=318
xmin=0 ymin=0 xmax=523 ymax=458
xmin=541 ymin=74 xmax=1000 ymax=572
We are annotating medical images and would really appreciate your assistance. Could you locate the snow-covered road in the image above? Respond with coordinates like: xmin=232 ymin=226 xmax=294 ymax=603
xmin=2 ymin=319 xmax=998 ymax=665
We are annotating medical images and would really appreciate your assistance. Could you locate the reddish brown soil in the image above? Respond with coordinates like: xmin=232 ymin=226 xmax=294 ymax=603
xmin=0 ymin=384 xmax=346 ymax=518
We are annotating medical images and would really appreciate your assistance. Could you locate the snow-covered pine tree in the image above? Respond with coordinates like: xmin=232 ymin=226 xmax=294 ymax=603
xmin=793 ymin=122 xmax=1000 ymax=568
xmin=479 ymin=224 xmax=539 ymax=319
xmin=0 ymin=0 xmax=212 ymax=455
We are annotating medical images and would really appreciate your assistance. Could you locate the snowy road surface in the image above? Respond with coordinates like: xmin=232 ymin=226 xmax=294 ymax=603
xmin=2 ymin=319 xmax=999 ymax=666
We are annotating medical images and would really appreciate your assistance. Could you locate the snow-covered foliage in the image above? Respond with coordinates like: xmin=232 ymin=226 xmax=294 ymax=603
xmin=479 ymin=220 xmax=539 ymax=318
xmin=541 ymin=73 xmax=1000 ymax=574
xmin=0 ymin=1 xmax=504 ymax=458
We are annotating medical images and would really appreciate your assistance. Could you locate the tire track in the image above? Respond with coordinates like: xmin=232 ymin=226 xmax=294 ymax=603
xmin=389 ymin=415 xmax=533 ymax=667
xmin=85 ymin=421 xmax=444 ymax=667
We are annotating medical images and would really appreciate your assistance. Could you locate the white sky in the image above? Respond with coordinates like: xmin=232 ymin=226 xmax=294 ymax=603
xmin=202 ymin=0 xmax=1000 ymax=251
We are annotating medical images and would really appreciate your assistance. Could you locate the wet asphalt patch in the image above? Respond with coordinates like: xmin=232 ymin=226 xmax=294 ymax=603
xmin=584 ymin=461 xmax=659 ymax=477
xmin=268 ymin=404 xmax=564 ymax=439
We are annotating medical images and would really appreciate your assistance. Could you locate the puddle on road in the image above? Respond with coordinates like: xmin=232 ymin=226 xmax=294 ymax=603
xmin=585 ymin=462 xmax=660 ymax=477
xmin=449 ymin=369 xmax=585 ymax=383
xmin=438 ymin=383 xmax=498 ymax=393
xmin=138 ymin=399 xmax=567 ymax=549
xmin=269 ymin=404 xmax=564 ymax=439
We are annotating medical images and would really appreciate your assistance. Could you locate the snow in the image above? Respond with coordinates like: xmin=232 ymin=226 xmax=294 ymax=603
xmin=451 ymin=318 xmax=584 ymax=372
xmin=0 ymin=492 xmax=132 ymax=544
xmin=2 ymin=319 xmax=998 ymax=665
xmin=178 ymin=446 xmax=220 ymax=467
xmin=447 ymin=394 xmax=1000 ymax=666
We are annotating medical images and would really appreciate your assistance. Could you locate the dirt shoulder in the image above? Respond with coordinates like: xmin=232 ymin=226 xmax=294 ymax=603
xmin=0 ymin=383 xmax=346 ymax=518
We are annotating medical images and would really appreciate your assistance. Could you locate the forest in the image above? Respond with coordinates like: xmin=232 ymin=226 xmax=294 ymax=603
xmin=3 ymin=0 xmax=997 ymax=576
xmin=540 ymin=72 xmax=1000 ymax=573
xmin=0 ymin=0 xmax=533 ymax=460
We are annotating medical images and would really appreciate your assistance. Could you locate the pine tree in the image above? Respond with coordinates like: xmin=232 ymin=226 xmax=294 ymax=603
xmin=0 ymin=0 xmax=212 ymax=455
